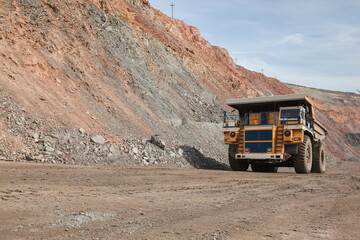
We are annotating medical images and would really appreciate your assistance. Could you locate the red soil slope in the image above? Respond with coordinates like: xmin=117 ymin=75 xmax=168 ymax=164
xmin=0 ymin=0 xmax=358 ymax=164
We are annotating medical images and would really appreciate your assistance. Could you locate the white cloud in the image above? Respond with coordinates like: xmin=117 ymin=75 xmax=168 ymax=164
xmin=327 ymin=25 xmax=360 ymax=48
xmin=280 ymin=33 xmax=304 ymax=45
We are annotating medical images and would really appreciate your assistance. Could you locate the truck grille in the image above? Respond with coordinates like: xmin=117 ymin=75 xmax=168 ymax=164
xmin=245 ymin=142 xmax=272 ymax=153
xmin=245 ymin=130 xmax=272 ymax=141
xmin=245 ymin=130 xmax=273 ymax=153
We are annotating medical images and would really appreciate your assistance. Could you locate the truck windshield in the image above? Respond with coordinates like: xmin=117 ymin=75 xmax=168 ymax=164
xmin=280 ymin=109 xmax=300 ymax=119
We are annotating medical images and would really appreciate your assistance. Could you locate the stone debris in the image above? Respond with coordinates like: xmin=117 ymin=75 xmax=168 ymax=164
xmin=32 ymin=133 xmax=39 ymax=140
xmin=79 ymin=127 xmax=85 ymax=134
xmin=178 ymin=148 xmax=184 ymax=156
xmin=109 ymin=145 xmax=117 ymax=154
xmin=26 ymin=154 xmax=34 ymax=161
xmin=45 ymin=146 xmax=55 ymax=152
xmin=132 ymin=147 xmax=139 ymax=154
xmin=150 ymin=134 xmax=165 ymax=150
xmin=90 ymin=135 xmax=106 ymax=145
xmin=0 ymin=72 xmax=228 ymax=169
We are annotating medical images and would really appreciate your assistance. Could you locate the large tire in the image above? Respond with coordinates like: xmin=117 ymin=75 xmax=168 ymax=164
xmin=251 ymin=163 xmax=278 ymax=173
xmin=312 ymin=143 xmax=326 ymax=173
xmin=228 ymin=145 xmax=249 ymax=171
xmin=293 ymin=135 xmax=313 ymax=174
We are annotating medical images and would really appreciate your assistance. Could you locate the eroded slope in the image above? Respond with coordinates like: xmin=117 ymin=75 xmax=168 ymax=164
xmin=0 ymin=0 xmax=358 ymax=165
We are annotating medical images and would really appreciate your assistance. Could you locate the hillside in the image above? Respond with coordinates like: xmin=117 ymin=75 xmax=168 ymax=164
xmin=287 ymin=84 xmax=360 ymax=163
xmin=0 ymin=0 xmax=359 ymax=166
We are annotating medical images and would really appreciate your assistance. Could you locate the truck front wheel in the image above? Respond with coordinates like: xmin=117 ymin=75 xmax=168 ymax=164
xmin=228 ymin=145 xmax=249 ymax=171
xmin=293 ymin=135 xmax=313 ymax=174
xmin=312 ymin=143 xmax=326 ymax=173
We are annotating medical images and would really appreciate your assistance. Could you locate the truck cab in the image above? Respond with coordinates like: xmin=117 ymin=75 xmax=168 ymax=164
xmin=223 ymin=94 xmax=327 ymax=174
xmin=280 ymin=106 xmax=305 ymax=124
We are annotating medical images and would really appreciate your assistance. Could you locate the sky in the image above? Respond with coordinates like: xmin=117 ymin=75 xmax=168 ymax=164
xmin=149 ymin=0 xmax=360 ymax=93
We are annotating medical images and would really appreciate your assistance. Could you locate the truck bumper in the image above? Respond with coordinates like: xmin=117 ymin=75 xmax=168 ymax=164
xmin=235 ymin=153 xmax=283 ymax=160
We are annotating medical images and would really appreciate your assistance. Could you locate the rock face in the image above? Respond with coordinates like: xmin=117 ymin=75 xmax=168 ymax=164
xmin=287 ymin=84 xmax=360 ymax=163
xmin=0 ymin=0 xmax=359 ymax=165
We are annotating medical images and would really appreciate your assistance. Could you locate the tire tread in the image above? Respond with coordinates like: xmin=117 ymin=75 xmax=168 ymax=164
xmin=312 ymin=143 xmax=326 ymax=173
xmin=228 ymin=145 xmax=249 ymax=171
xmin=293 ymin=135 xmax=312 ymax=174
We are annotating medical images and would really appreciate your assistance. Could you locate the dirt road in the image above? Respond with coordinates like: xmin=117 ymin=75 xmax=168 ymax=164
xmin=1 ymin=162 xmax=359 ymax=240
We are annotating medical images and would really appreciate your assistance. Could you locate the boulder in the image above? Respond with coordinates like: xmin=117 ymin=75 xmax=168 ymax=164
xmin=45 ymin=146 xmax=55 ymax=152
xmin=26 ymin=154 xmax=34 ymax=161
xmin=178 ymin=148 xmax=184 ymax=156
xmin=132 ymin=147 xmax=139 ymax=154
xmin=109 ymin=144 xmax=117 ymax=153
xmin=150 ymin=134 xmax=165 ymax=150
xmin=79 ymin=127 xmax=86 ymax=134
xmin=91 ymin=135 xmax=106 ymax=145
xmin=32 ymin=132 xmax=39 ymax=140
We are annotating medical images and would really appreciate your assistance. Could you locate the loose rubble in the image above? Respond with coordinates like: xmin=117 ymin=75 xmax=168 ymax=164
xmin=0 ymin=88 xmax=226 ymax=168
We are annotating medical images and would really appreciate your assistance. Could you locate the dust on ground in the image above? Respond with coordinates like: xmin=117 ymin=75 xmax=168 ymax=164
xmin=1 ymin=161 xmax=359 ymax=240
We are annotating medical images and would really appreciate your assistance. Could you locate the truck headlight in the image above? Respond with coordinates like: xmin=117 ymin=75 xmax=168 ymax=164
xmin=284 ymin=130 xmax=291 ymax=137
xmin=230 ymin=132 xmax=236 ymax=138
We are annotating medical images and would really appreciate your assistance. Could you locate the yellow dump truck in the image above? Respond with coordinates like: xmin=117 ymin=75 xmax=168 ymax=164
xmin=223 ymin=94 xmax=328 ymax=174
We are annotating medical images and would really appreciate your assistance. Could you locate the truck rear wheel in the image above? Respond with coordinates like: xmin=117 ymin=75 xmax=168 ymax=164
xmin=312 ymin=143 xmax=326 ymax=173
xmin=293 ymin=135 xmax=313 ymax=174
xmin=251 ymin=163 xmax=278 ymax=173
xmin=228 ymin=145 xmax=249 ymax=171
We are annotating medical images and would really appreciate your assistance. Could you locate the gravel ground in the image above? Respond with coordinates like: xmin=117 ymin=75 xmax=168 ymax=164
xmin=1 ymin=161 xmax=359 ymax=240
